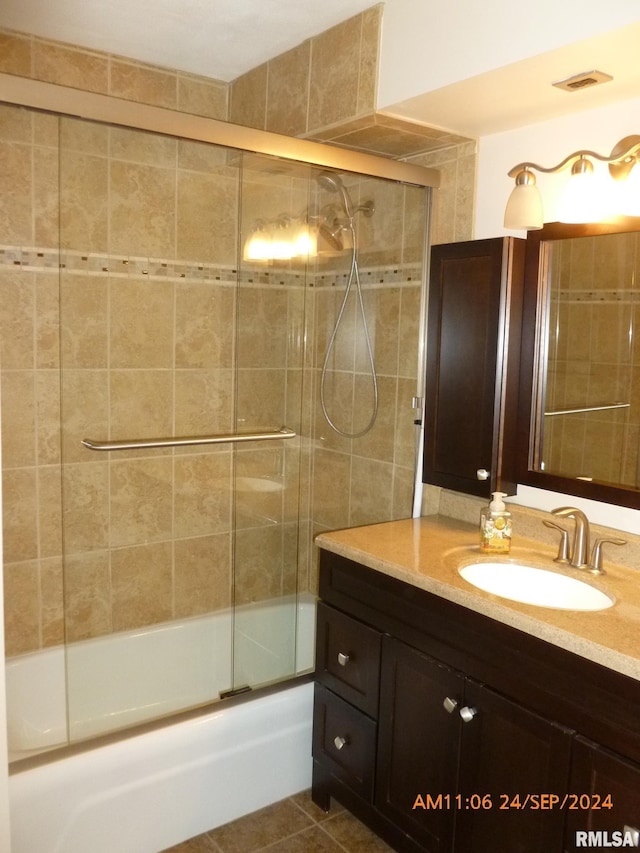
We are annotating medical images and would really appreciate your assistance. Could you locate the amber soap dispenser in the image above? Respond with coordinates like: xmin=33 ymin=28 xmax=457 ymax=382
xmin=479 ymin=491 xmax=512 ymax=554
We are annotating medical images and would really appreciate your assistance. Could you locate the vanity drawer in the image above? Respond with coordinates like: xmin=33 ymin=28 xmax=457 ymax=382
xmin=312 ymin=684 xmax=377 ymax=801
xmin=315 ymin=601 xmax=382 ymax=717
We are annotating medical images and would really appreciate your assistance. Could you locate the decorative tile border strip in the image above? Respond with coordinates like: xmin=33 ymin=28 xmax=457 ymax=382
xmin=0 ymin=246 xmax=424 ymax=289
xmin=555 ymin=289 xmax=640 ymax=304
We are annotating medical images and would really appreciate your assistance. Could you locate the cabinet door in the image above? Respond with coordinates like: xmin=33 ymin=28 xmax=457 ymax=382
xmin=455 ymin=680 xmax=572 ymax=853
xmin=423 ymin=237 xmax=524 ymax=497
xmin=563 ymin=737 xmax=640 ymax=852
xmin=375 ymin=637 xmax=463 ymax=853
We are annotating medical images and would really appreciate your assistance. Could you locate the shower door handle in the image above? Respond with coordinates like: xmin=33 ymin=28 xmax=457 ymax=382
xmin=81 ymin=426 xmax=296 ymax=451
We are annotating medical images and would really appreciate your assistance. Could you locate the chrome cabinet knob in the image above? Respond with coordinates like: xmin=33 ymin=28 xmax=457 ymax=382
xmin=476 ymin=468 xmax=490 ymax=481
xmin=443 ymin=696 xmax=458 ymax=714
xmin=337 ymin=652 xmax=350 ymax=667
xmin=333 ymin=735 xmax=347 ymax=750
xmin=460 ymin=706 xmax=478 ymax=722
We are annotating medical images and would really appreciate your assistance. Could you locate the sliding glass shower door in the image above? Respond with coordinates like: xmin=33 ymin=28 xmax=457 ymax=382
xmin=58 ymin=121 xmax=309 ymax=742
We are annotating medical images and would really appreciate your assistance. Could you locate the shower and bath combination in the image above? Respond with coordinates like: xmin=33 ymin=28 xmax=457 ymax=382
xmin=316 ymin=171 xmax=378 ymax=439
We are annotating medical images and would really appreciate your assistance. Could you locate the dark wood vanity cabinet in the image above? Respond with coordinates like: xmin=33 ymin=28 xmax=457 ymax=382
xmin=563 ymin=738 xmax=640 ymax=852
xmin=312 ymin=549 xmax=640 ymax=853
xmin=423 ymin=237 xmax=525 ymax=498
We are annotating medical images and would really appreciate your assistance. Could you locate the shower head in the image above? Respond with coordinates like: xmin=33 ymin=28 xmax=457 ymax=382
xmin=317 ymin=218 xmax=346 ymax=252
xmin=317 ymin=171 xmax=355 ymax=219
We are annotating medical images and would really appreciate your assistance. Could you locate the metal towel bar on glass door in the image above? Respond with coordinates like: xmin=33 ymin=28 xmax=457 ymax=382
xmin=81 ymin=426 xmax=296 ymax=452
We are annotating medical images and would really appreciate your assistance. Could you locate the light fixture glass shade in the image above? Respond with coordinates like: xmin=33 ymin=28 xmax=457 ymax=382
xmin=292 ymin=223 xmax=318 ymax=257
xmin=503 ymin=181 xmax=543 ymax=230
xmin=617 ymin=162 xmax=640 ymax=217
xmin=557 ymin=158 xmax=614 ymax=223
xmin=243 ymin=231 xmax=271 ymax=261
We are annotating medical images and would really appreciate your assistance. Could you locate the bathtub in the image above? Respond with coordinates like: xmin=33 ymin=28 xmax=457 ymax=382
xmin=7 ymin=594 xmax=316 ymax=853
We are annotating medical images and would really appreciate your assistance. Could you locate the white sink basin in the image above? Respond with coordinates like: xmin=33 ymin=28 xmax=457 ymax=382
xmin=459 ymin=562 xmax=614 ymax=611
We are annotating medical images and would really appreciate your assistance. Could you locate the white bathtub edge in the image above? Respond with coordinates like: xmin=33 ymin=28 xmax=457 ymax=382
xmin=9 ymin=681 xmax=314 ymax=853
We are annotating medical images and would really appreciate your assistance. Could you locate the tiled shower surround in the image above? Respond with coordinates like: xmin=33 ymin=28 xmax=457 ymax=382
xmin=0 ymin=103 xmax=427 ymax=658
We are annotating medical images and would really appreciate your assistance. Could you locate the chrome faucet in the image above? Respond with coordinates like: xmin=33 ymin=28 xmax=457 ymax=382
xmin=551 ymin=507 xmax=590 ymax=569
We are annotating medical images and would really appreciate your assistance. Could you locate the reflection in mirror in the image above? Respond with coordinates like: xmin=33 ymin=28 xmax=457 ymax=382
xmin=518 ymin=218 xmax=640 ymax=509
xmin=541 ymin=231 xmax=638 ymax=484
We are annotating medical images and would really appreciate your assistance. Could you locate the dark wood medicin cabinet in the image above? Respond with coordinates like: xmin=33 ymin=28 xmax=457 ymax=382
xmin=423 ymin=237 xmax=525 ymax=497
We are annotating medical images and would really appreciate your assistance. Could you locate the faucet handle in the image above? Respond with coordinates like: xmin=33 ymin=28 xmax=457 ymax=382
xmin=588 ymin=537 xmax=626 ymax=575
xmin=543 ymin=520 xmax=571 ymax=564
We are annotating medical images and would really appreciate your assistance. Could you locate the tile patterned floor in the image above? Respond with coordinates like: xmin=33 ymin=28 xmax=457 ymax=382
xmin=162 ymin=790 xmax=394 ymax=852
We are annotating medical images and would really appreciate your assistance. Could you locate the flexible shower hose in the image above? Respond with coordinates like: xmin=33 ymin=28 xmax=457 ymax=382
xmin=319 ymin=219 xmax=379 ymax=438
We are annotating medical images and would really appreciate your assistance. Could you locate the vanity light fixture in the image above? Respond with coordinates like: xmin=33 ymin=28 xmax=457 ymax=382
xmin=504 ymin=134 xmax=640 ymax=230
xmin=243 ymin=214 xmax=318 ymax=262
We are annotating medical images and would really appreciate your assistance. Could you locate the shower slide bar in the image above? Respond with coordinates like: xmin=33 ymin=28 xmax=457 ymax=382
xmin=81 ymin=426 xmax=296 ymax=452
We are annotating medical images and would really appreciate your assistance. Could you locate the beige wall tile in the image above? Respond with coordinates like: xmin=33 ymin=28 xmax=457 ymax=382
xmin=41 ymin=556 xmax=64 ymax=646
xmin=0 ymin=141 xmax=33 ymax=245
xmin=0 ymin=270 xmax=35 ymax=369
xmin=109 ymin=370 xmax=174 ymax=441
xmin=109 ymin=59 xmax=177 ymax=109
xmin=357 ymin=6 xmax=382 ymax=116
xmin=178 ymin=74 xmax=228 ymax=120
xmin=64 ymin=550 xmax=111 ymax=641
xmin=60 ymin=274 xmax=108 ymax=368
xmin=178 ymin=138 xmax=230 ymax=173
xmin=38 ymin=466 xmax=62 ymax=558
xmin=266 ymin=43 xmax=310 ymax=137
xmin=109 ymin=160 xmax=176 ymax=257
xmin=233 ymin=525 xmax=287 ymax=604
xmin=62 ymin=462 xmax=109 ymax=553
xmin=174 ymin=533 xmax=232 ymax=617
xmin=110 ymin=125 xmax=177 ymax=167
xmin=312 ymin=448 xmax=351 ymax=530
xmin=308 ymin=15 xmax=361 ymax=131
xmin=353 ymin=373 xmax=396 ymax=461
xmin=175 ymin=283 xmax=235 ymax=369
xmin=110 ymin=457 xmax=173 ymax=547
xmin=61 ymin=369 xmax=109 ymax=463
xmin=229 ymin=63 xmax=267 ymax=129
xmin=236 ymin=368 xmax=286 ymax=429
xmin=110 ymin=278 xmax=174 ymax=368
xmin=0 ymin=31 xmax=32 ymax=76
xmin=35 ymin=271 xmax=60 ymax=369
xmin=174 ymin=368 xmax=235 ymax=435
xmin=177 ymin=170 xmax=237 ymax=264
xmin=33 ymin=41 xmax=109 ymax=93
xmin=111 ymin=541 xmax=173 ymax=631
xmin=398 ymin=285 xmax=422 ymax=378
xmin=361 ymin=286 xmax=400 ymax=376
xmin=36 ymin=369 xmax=61 ymax=465
xmin=3 ymin=560 xmax=40 ymax=655
xmin=174 ymin=451 xmax=233 ymax=538
xmin=60 ymin=115 xmax=109 ymax=155
xmin=349 ymin=456 xmax=393 ymax=526
xmin=0 ymin=103 xmax=32 ymax=142
xmin=59 ymin=151 xmax=109 ymax=251
xmin=34 ymin=147 xmax=60 ymax=246
xmin=237 ymin=287 xmax=288 ymax=368
xmin=2 ymin=469 xmax=38 ymax=563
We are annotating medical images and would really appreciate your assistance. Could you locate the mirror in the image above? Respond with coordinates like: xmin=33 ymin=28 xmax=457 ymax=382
xmin=517 ymin=217 xmax=640 ymax=510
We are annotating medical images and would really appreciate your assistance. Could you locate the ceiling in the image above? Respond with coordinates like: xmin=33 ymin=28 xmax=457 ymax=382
xmin=2 ymin=0 xmax=639 ymax=142
xmin=0 ymin=0 xmax=376 ymax=82
xmin=382 ymin=20 xmax=640 ymax=138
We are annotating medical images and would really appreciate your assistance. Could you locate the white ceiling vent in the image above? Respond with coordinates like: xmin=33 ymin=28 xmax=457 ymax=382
xmin=552 ymin=70 xmax=613 ymax=92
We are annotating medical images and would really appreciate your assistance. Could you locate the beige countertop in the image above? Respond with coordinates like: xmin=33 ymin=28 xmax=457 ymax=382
xmin=315 ymin=515 xmax=640 ymax=682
